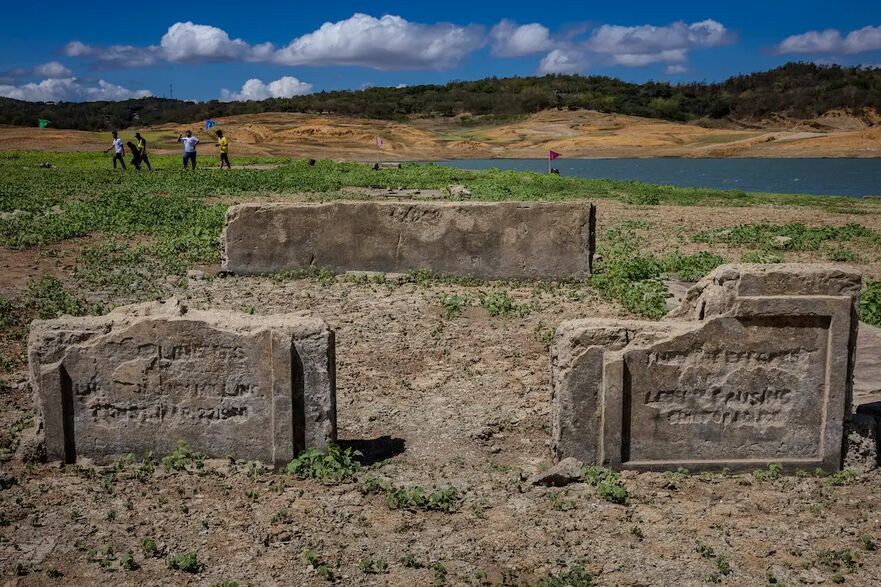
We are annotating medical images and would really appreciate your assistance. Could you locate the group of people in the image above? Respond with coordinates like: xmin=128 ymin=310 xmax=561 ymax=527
xmin=104 ymin=128 xmax=230 ymax=170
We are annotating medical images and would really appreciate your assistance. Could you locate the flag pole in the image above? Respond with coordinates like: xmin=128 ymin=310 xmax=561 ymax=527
xmin=548 ymin=151 xmax=551 ymax=174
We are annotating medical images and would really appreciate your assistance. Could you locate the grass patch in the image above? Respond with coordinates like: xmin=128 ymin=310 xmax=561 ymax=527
xmin=862 ymin=281 xmax=881 ymax=327
xmin=589 ymin=224 xmax=725 ymax=318
xmin=25 ymin=275 xmax=86 ymax=318
xmin=581 ymin=466 xmax=629 ymax=505
xmin=693 ymin=223 xmax=875 ymax=251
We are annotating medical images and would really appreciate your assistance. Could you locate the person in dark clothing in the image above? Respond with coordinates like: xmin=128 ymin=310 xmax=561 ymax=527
xmin=103 ymin=131 xmax=126 ymax=170
xmin=134 ymin=133 xmax=152 ymax=171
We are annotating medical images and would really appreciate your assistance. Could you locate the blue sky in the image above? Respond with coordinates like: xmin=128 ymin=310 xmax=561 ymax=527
xmin=1 ymin=0 xmax=880 ymax=102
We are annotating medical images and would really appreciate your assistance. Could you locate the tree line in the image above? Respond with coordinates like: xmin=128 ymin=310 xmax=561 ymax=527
xmin=1 ymin=62 xmax=879 ymax=131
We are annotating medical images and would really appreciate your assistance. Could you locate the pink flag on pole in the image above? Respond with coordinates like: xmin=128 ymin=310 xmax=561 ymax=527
xmin=375 ymin=136 xmax=383 ymax=147
xmin=549 ymin=150 xmax=561 ymax=160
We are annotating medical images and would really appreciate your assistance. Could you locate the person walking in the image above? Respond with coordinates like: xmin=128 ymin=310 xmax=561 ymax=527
xmin=103 ymin=131 xmax=126 ymax=170
xmin=177 ymin=130 xmax=199 ymax=170
xmin=134 ymin=132 xmax=152 ymax=171
xmin=215 ymin=129 xmax=231 ymax=169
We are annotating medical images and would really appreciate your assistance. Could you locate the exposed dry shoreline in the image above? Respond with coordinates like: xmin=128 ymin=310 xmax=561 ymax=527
xmin=2 ymin=109 xmax=880 ymax=160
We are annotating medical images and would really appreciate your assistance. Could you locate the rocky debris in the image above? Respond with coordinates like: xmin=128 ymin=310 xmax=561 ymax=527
xmin=527 ymin=457 xmax=584 ymax=487
xmin=447 ymin=184 xmax=472 ymax=198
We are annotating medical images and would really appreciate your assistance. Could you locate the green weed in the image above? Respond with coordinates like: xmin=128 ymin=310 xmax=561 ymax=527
xmin=828 ymin=248 xmax=861 ymax=262
xmin=861 ymin=281 xmax=881 ymax=327
xmin=581 ymin=466 xmax=629 ymax=505
xmin=694 ymin=223 xmax=875 ymax=251
xmin=358 ymin=558 xmax=389 ymax=574
xmin=161 ymin=441 xmax=206 ymax=473
xmin=304 ymin=548 xmax=335 ymax=581
xmin=168 ymin=551 xmax=202 ymax=573
xmin=25 ymin=275 xmax=86 ymax=318
xmin=753 ymin=463 xmax=783 ymax=481
xmin=439 ymin=294 xmax=467 ymax=318
xmin=285 ymin=445 xmax=361 ymax=483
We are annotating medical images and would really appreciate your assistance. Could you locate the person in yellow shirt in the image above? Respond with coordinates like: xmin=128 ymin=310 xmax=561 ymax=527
xmin=215 ymin=129 xmax=231 ymax=169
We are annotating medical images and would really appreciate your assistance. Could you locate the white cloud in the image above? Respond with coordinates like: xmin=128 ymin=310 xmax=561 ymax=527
xmin=0 ymin=77 xmax=152 ymax=102
xmin=538 ymin=49 xmax=587 ymax=74
xmin=273 ymin=13 xmax=484 ymax=69
xmin=533 ymin=18 xmax=730 ymax=74
xmin=62 ymin=40 xmax=159 ymax=68
xmin=776 ymin=25 xmax=881 ymax=54
xmin=160 ymin=21 xmax=274 ymax=63
xmin=220 ymin=76 xmax=313 ymax=101
xmin=588 ymin=20 xmax=730 ymax=66
xmin=64 ymin=14 xmax=484 ymax=71
xmin=490 ymin=20 xmax=553 ymax=57
xmin=665 ymin=64 xmax=689 ymax=74
xmin=33 ymin=61 xmax=72 ymax=78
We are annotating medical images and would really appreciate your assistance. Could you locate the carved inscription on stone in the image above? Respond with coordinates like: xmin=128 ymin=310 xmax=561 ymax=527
xmin=29 ymin=299 xmax=337 ymax=466
xmin=623 ymin=318 xmax=827 ymax=463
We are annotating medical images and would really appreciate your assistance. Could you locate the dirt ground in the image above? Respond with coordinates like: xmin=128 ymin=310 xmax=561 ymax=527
xmin=1 ymin=198 xmax=881 ymax=585
xmin=2 ymin=108 xmax=881 ymax=160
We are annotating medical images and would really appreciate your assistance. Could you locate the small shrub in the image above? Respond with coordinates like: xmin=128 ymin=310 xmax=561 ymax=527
xmin=862 ymin=534 xmax=877 ymax=551
xmin=304 ymin=548 xmax=335 ymax=581
xmin=828 ymin=248 xmax=860 ymax=262
xmin=548 ymin=492 xmax=577 ymax=511
xmin=285 ymin=445 xmax=361 ymax=483
xmin=439 ymin=294 xmax=467 ymax=318
xmin=358 ymin=558 xmax=389 ymax=574
xmin=534 ymin=563 xmax=593 ymax=586
xmin=142 ymin=536 xmax=159 ymax=557
xmin=479 ymin=290 xmax=516 ymax=317
xmin=830 ymin=469 xmax=857 ymax=486
xmin=581 ymin=466 xmax=629 ymax=504
xmin=752 ymin=463 xmax=783 ymax=481
xmin=161 ymin=441 xmax=205 ymax=472
xmin=168 ymin=551 xmax=202 ymax=573
xmin=120 ymin=551 xmax=139 ymax=571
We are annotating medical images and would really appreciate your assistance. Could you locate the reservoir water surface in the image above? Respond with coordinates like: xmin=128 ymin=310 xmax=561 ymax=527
xmin=435 ymin=158 xmax=881 ymax=198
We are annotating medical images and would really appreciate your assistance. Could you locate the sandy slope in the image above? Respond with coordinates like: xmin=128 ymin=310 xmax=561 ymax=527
xmin=1 ymin=109 xmax=880 ymax=159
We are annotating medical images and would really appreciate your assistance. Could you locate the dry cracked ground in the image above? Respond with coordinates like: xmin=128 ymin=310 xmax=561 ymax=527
xmin=1 ymin=201 xmax=881 ymax=586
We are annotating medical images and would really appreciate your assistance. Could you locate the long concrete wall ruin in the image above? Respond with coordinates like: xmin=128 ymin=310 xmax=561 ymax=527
xmin=552 ymin=264 xmax=862 ymax=473
xmin=28 ymin=299 xmax=337 ymax=468
xmin=221 ymin=201 xmax=596 ymax=279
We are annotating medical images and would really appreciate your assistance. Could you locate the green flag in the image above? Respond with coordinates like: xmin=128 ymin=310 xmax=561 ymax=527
xmin=38 ymin=119 xmax=50 ymax=129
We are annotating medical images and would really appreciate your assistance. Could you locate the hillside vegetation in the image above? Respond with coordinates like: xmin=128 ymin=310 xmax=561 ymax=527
xmin=1 ymin=63 xmax=880 ymax=131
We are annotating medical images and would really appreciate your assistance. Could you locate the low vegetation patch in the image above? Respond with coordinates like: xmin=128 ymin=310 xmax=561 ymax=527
xmin=693 ymin=222 xmax=876 ymax=251
xmin=361 ymin=477 xmax=461 ymax=512
xmin=285 ymin=445 xmax=361 ymax=483
xmin=581 ymin=466 xmax=630 ymax=505
xmin=862 ymin=281 xmax=881 ymax=327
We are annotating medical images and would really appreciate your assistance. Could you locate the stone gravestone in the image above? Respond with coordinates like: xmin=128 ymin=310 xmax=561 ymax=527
xmin=221 ymin=201 xmax=596 ymax=280
xmin=552 ymin=264 xmax=861 ymax=472
xmin=28 ymin=299 xmax=336 ymax=468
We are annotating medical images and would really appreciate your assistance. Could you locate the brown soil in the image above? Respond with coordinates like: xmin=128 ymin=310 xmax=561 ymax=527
xmin=2 ymin=109 xmax=880 ymax=160
xmin=1 ymin=200 xmax=880 ymax=585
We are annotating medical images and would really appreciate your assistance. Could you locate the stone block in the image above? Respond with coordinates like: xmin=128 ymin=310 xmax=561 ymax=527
xmin=552 ymin=264 xmax=861 ymax=472
xmin=221 ymin=201 xmax=595 ymax=280
xmin=28 ymin=299 xmax=336 ymax=468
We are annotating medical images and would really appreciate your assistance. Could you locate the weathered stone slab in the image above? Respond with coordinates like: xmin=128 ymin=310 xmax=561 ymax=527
xmin=28 ymin=299 xmax=336 ymax=467
xmin=552 ymin=264 xmax=861 ymax=472
xmin=221 ymin=201 xmax=596 ymax=280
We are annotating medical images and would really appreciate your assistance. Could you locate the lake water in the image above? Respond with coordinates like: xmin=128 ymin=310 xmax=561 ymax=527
xmin=435 ymin=158 xmax=881 ymax=198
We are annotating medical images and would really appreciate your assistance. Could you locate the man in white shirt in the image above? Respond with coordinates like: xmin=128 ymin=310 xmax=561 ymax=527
xmin=177 ymin=130 xmax=200 ymax=170
xmin=103 ymin=131 xmax=126 ymax=170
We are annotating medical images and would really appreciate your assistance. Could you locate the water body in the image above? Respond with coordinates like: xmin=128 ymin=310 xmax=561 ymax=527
xmin=435 ymin=158 xmax=881 ymax=198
